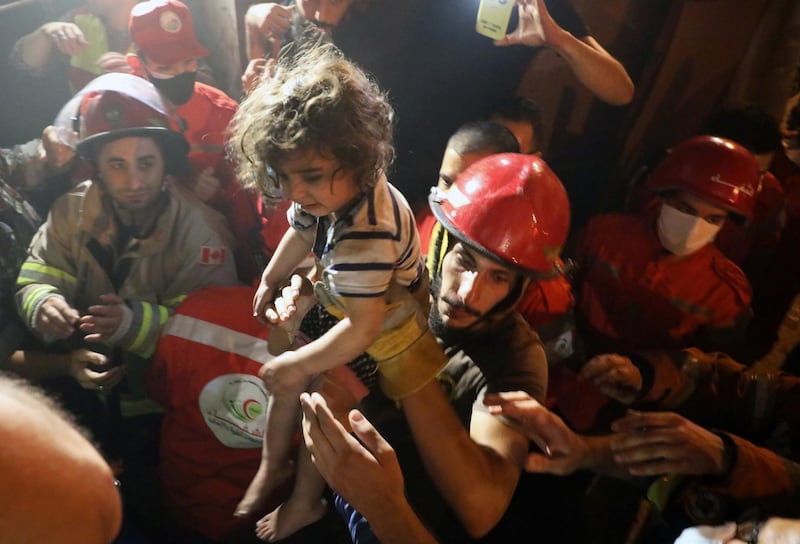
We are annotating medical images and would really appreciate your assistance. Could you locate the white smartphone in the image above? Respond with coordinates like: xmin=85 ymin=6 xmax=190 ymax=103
xmin=476 ymin=0 xmax=516 ymax=40
xmin=476 ymin=0 xmax=544 ymax=42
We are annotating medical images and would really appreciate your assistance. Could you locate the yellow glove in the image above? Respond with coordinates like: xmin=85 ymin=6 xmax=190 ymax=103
xmin=369 ymin=312 xmax=447 ymax=402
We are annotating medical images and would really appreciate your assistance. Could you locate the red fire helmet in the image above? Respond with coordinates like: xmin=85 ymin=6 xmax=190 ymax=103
xmin=648 ymin=135 xmax=761 ymax=219
xmin=430 ymin=153 xmax=570 ymax=276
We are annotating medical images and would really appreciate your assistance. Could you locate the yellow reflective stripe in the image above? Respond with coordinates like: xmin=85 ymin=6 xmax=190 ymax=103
xmin=18 ymin=262 xmax=77 ymax=286
xmin=158 ymin=304 xmax=169 ymax=326
xmin=22 ymin=285 xmax=58 ymax=317
xmin=163 ymin=294 xmax=187 ymax=308
xmin=130 ymin=302 xmax=153 ymax=354
xmin=135 ymin=305 xmax=171 ymax=359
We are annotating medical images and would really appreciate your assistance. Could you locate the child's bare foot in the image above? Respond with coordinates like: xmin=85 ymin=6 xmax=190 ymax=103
xmin=255 ymin=496 xmax=327 ymax=542
xmin=234 ymin=464 xmax=294 ymax=519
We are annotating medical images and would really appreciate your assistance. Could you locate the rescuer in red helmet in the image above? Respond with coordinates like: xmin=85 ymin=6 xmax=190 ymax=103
xmin=310 ymin=152 xmax=571 ymax=541
xmin=15 ymin=73 xmax=237 ymax=414
xmin=576 ymin=135 xmax=757 ymax=357
xmin=13 ymin=72 xmax=238 ymax=540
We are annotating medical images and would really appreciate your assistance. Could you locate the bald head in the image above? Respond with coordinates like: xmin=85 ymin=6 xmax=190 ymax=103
xmin=0 ymin=375 xmax=122 ymax=544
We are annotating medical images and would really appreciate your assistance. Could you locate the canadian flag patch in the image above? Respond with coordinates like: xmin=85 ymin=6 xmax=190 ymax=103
xmin=200 ymin=246 xmax=227 ymax=265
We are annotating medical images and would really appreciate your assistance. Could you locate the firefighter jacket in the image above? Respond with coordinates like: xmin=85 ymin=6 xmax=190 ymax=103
xmin=576 ymin=213 xmax=752 ymax=356
xmin=15 ymin=180 xmax=238 ymax=396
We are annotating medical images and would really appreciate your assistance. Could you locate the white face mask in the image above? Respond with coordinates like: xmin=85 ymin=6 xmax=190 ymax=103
xmin=657 ymin=202 xmax=722 ymax=256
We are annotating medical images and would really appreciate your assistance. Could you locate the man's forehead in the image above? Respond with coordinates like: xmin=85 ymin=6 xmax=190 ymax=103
xmin=671 ymin=190 xmax=727 ymax=214
xmin=454 ymin=242 xmax=515 ymax=274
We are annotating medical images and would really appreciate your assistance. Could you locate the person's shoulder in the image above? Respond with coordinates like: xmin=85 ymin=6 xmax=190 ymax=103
xmin=761 ymin=170 xmax=784 ymax=192
xmin=45 ymin=180 xmax=92 ymax=223
xmin=708 ymin=250 xmax=752 ymax=306
xmin=56 ymin=179 xmax=92 ymax=205
xmin=169 ymin=184 xmax=227 ymax=226
xmin=191 ymin=82 xmax=238 ymax=112
xmin=354 ymin=178 xmax=415 ymax=232
xmin=384 ymin=178 xmax=413 ymax=207
xmin=508 ymin=312 xmax=545 ymax=350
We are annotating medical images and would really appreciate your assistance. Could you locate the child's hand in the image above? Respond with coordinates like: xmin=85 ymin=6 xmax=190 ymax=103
xmin=253 ymin=278 xmax=276 ymax=325
xmin=254 ymin=274 xmax=310 ymax=326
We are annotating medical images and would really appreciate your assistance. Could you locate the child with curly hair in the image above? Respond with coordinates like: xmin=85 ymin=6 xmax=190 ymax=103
xmin=229 ymin=44 xmax=445 ymax=541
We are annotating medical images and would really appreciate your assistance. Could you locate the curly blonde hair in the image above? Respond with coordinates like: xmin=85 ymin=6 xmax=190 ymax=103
xmin=229 ymin=44 xmax=394 ymax=199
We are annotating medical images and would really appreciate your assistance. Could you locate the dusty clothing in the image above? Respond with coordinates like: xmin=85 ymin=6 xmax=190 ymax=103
xmin=576 ymin=213 xmax=752 ymax=355
xmin=16 ymin=180 xmax=237 ymax=401
xmin=631 ymin=348 xmax=800 ymax=523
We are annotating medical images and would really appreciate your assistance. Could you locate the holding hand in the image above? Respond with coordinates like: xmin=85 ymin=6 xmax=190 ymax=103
xmin=495 ymin=0 xmax=552 ymax=48
xmin=247 ymin=3 xmax=294 ymax=39
xmin=193 ymin=167 xmax=221 ymax=202
xmin=242 ymin=58 xmax=268 ymax=95
xmin=484 ymin=391 xmax=592 ymax=475
xmin=611 ymin=411 xmax=728 ymax=477
xmin=254 ymin=273 xmax=314 ymax=325
xmin=96 ymin=52 xmax=132 ymax=74
xmin=41 ymin=22 xmax=88 ymax=56
xmin=242 ymin=57 xmax=278 ymax=95
xmin=579 ymin=354 xmax=643 ymax=405
xmin=35 ymin=295 xmax=79 ymax=339
xmin=41 ymin=125 xmax=76 ymax=171
xmin=258 ymin=352 xmax=310 ymax=393
xmin=67 ymin=348 xmax=125 ymax=391
xmin=79 ymin=293 xmax=127 ymax=343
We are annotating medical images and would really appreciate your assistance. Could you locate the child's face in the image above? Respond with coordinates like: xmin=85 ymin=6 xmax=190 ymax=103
xmin=274 ymin=149 xmax=360 ymax=216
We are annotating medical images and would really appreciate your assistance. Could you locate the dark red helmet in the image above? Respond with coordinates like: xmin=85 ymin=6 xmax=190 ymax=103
xmin=648 ymin=135 xmax=761 ymax=219
xmin=430 ymin=153 xmax=570 ymax=276
xmin=58 ymin=73 xmax=189 ymax=174
xmin=77 ymin=90 xmax=185 ymax=157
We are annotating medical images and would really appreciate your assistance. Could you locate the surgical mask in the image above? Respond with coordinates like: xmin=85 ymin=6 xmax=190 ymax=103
xmin=149 ymin=71 xmax=196 ymax=106
xmin=656 ymin=202 xmax=722 ymax=256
